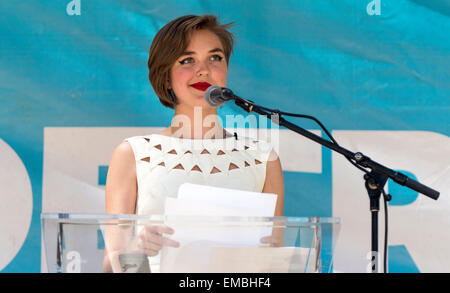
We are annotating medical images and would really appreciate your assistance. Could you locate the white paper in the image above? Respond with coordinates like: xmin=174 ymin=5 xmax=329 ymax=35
xmin=177 ymin=183 xmax=278 ymax=216
xmin=160 ymin=183 xmax=279 ymax=273
xmin=165 ymin=197 xmax=259 ymax=217
xmin=209 ymin=247 xmax=317 ymax=273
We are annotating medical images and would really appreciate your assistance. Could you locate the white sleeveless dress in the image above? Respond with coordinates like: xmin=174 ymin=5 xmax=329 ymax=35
xmin=124 ymin=133 xmax=274 ymax=272
xmin=124 ymin=133 xmax=274 ymax=216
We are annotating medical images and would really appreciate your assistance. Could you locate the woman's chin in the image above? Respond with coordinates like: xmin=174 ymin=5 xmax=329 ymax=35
xmin=177 ymin=93 xmax=217 ymax=110
xmin=196 ymin=100 xmax=215 ymax=109
xmin=192 ymin=95 xmax=213 ymax=107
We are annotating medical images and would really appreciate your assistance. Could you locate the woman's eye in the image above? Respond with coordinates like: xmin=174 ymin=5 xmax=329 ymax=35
xmin=178 ymin=55 xmax=223 ymax=65
xmin=179 ymin=57 xmax=194 ymax=65
xmin=211 ymin=55 xmax=223 ymax=61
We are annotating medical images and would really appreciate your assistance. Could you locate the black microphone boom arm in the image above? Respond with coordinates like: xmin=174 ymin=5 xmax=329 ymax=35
xmin=231 ymin=93 xmax=440 ymax=200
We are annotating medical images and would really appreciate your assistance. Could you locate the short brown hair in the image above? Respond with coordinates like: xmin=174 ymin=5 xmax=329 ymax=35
xmin=148 ymin=15 xmax=235 ymax=109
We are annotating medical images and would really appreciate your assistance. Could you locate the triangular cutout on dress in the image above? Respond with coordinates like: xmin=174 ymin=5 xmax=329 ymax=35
xmin=201 ymin=149 xmax=210 ymax=154
xmin=255 ymin=159 xmax=262 ymax=165
xmin=168 ymin=149 xmax=177 ymax=154
xmin=217 ymin=150 xmax=226 ymax=155
xmin=210 ymin=167 xmax=221 ymax=174
xmin=154 ymin=144 xmax=162 ymax=151
xmin=229 ymin=163 xmax=239 ymax=170
xmin=173 ymin=163 xmax=184 ymax=170
xmin=141 ymin=157 xmax=150 ymax=163
xmin=191 ymin=165 xmax=202 ymax=172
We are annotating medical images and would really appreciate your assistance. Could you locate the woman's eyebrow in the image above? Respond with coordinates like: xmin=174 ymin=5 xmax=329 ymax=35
xmin=180 ymin=48 xmax=224 ymax=56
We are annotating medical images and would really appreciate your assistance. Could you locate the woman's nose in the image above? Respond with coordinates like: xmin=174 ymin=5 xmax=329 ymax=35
xmin=196 ymin=60 xmax=210 ymax=76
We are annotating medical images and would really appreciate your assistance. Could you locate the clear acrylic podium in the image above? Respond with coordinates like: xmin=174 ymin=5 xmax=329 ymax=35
xmin=41 ymin=213 xmax=340 ymax=273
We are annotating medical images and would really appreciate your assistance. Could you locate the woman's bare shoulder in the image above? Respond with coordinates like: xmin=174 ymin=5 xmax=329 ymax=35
xmin=109 ymin=141 xmax=135 ymax=170
xmin=157 ymin=128 xmax=171 ymax=136
xmin=112 ymin=141 xmax=134 ymax=158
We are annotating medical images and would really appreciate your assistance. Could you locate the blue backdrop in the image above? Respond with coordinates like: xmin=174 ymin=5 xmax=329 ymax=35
xmin=0 ymin=0 xmax=449 ymax=273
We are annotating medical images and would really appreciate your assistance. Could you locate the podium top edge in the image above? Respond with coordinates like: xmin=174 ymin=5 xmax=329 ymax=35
xmin=40 ymin=213 xmax=340 ymax=224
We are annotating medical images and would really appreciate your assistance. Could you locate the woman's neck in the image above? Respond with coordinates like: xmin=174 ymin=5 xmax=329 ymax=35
xmin=169 ymin=105 xmax=228 ymax=139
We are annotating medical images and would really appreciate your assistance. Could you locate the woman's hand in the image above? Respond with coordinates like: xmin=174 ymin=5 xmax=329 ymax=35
xmin=260 ymin=235 xmax=284 ymax=247
xmin=260 ymin=225 xmax=285 ymax=247
xmin=136 ymin=225 xmax=180 ymax=256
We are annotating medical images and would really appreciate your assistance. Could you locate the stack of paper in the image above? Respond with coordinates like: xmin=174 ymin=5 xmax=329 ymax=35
xmin=160 ymin=183 xmax=279 ymax=273
xmin=166 ymin=183 xmax=278 ymax=217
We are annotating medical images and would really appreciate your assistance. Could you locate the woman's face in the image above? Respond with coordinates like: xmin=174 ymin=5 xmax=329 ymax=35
xmin=169 ymin=29 xmax=228 ymax=109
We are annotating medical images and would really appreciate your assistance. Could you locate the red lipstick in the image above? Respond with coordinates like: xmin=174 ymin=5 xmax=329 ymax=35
xmin=190 ymin=82 xmax=212 ymax=92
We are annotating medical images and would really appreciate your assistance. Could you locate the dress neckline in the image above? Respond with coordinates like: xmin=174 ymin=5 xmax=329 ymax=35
xmin=148 ymin=132 xmax=238 ymax=141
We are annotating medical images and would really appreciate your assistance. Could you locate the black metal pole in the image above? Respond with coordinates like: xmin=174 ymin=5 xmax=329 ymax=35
xmin=371 ymin=211 xmax=378 ymax=272
xmin=56 ymin=222 xmax=63 ymax=273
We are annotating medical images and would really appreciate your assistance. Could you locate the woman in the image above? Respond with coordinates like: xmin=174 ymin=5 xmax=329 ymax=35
xmin=103 ymin=14 xmax=284 ymax=272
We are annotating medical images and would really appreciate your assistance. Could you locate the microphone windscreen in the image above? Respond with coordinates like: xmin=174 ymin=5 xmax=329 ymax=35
xmin=204 ymin=85 xmax=224 ymax=108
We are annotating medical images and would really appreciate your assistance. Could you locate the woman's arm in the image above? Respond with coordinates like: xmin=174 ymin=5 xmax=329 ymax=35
xmin=102 ymin=141 xmax=179 ymax=273
xmin=261 ymin=149 xmax=285 ymax=247
xmin=262 ymin=150 xmax=284 ymax=217
xmin=105 ymin=141 xmax=137 ymax=214
xmin=103 ymin=141 xmax=137 ymax=272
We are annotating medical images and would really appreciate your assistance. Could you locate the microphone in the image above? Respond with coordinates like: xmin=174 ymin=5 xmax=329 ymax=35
xmin=204 ymin=86 xmax=235 ymax=107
